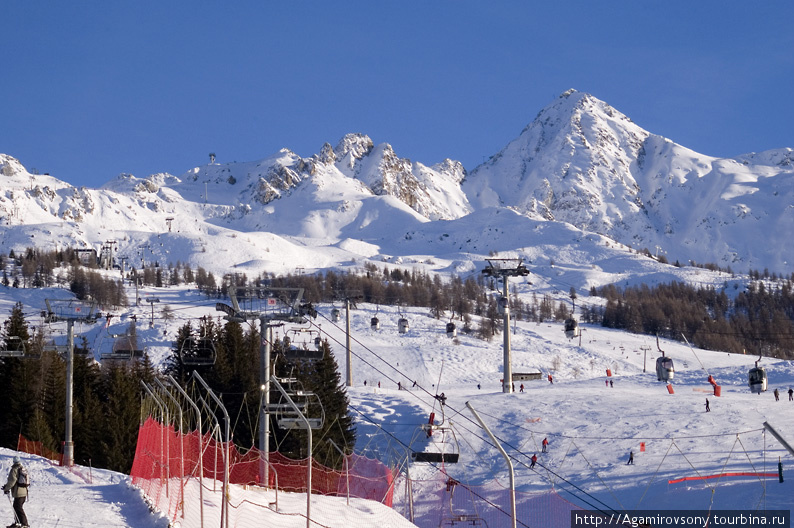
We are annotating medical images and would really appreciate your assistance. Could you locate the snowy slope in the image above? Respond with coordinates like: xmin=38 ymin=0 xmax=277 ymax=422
xmin=0 ymin=256 xmax=791 ymax=523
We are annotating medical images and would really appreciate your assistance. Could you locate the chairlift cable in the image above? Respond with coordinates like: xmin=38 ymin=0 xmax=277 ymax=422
xmin=571 ymin=439 xmax=627 ymax=513
xmin=633 ymin=440 xmax=674 ymax=509
xmin=314 ymin=309 xmax=630 ymax=513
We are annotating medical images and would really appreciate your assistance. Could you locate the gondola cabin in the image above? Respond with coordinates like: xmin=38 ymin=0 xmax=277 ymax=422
xmin=748 ymin=366 xmax=768 ymax=394
xmin=331 ymin=308 xmax=341 ymax=322
xmin=497 ymin=296 xmax=509 ymax=315
xmin=398 ymin=317 xmax=409 ymax=334
xmin=656 ymin=356 xmax=675 ymax=382
xmin=564 ymin=318 xmax=580 ymax=339
xmin=446 ymin=322 xmax=457 ymax=338
xmin=370 ymin=317 xmax=380 ymax=330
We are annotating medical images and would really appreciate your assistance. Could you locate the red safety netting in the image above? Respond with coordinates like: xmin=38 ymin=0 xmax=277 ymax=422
xmin=16 ymin=434 xmax=62 ymax=465
xmin=130 ymin=417 xmax=396 ymax=523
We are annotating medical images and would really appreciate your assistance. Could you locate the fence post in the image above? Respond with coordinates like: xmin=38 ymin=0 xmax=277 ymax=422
xmin=167 ymin=375 xmax=204 ymax=528
xmin=194 ymin=372 xmax=231 ymax=528
xmin=271 ymin=376 xmax=313 ymax=528
xmin=155 ymin=378 xmax=185 ymax=518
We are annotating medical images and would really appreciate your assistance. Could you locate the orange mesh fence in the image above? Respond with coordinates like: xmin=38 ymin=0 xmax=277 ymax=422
xmin=16 ymin=434 xmax=62 ymax=465
xmin=130 ymin=417 xmax=397 ymax=526
xmin=669 ymin=472 xmax=779 ymax=484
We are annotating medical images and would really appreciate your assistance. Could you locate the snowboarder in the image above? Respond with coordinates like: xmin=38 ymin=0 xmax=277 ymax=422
xmin=542 ymin=437 xmax=549 ymax=453
xmin=789 ymin=388 xmax=793 ymax=401
xmin=774 ymin=388 xmax=779 ymax=401
xmin=3 ymin=456 xmax=29 ymax=528
xmin=627 ymin=451 xmax=634 ymax=465
xmin=530 ymin=454 xmax=537 ymax=468
xmin=705 ymin=398 xmax=710 ymax=412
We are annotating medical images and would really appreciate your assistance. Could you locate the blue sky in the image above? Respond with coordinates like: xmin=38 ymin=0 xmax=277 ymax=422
xmin=3 ymin=1 xmax=793 ymax=187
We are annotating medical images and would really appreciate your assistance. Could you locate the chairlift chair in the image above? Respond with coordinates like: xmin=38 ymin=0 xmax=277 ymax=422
xmin=413 ymin=424 xmax=460 ymax=464
xmin=179 ymin=335 xmax=217 ymax=366
xmin=100 ymin=333 xmax=141 ymax=361
xmin=414 ymin=405 xmax=460 ymax=464
xmin=439 ymin=514 xmax=487 ymax=527
xmin=0 ymin=336 xmax=27 ymax=358
xmin=270 ymin=377 xmax=325 ymax=430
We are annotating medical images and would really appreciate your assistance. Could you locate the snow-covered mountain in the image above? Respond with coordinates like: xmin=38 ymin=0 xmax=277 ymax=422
xmin=463 ymin=89 xmax=794 ymax=271
xmin=1 ymin=89 xmax=793 ymax=275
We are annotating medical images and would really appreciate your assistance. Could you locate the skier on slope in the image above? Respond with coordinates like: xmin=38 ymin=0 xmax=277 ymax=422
xmin=3 ymin=456 xmax=29 ymax=528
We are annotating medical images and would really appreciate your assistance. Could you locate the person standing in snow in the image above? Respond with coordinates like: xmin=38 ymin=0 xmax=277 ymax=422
xmin=626 ymin=451 xmax=634 ymax=465
xmin=705 ymin=398 xmax=710 ymax=412
xmin=789 ymin=388 xmax=793 ymax=401
xmin=3 ymin=456 xmax=29 ymax=528
xmin=774 ymin=388 xmax=779 ymax=401
xmin=542 ymin=437 xmax=549 ymax=452
xmin=530 ymin=454 xmax=537 ymax=468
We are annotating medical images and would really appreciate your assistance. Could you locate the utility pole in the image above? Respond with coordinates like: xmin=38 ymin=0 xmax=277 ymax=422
xmin=481 ymin=259 xmax=530 ymax=393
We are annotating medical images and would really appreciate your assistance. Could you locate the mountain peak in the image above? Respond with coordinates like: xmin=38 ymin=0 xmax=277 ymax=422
xmin=334 ymin=133 xmax=374 ymax=161
xmin=0 ymin=155 xmax=28 ymax=177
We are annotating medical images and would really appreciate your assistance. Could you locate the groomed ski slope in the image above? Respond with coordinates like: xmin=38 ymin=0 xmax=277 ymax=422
xmin=0 ymin=279 xmax=792 ymax=525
